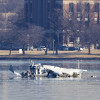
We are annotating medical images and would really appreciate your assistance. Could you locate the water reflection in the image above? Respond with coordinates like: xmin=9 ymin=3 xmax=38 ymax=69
xmin=2 ymin=72 xmax=8 ymax=100
xmin=0 ymin=60 xmax=100 ymax=70
xmin=0 ymin=72 xmax=100 ymax=100
xmin=0 ymin=60 xmax=100 ymax=100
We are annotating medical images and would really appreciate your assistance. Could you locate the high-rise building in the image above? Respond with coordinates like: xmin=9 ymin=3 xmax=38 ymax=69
xmin=24 ymin=0 xmax=57 ymax=29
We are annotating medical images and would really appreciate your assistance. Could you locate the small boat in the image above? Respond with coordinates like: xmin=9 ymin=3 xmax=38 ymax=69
xmin=29 ymin=63 xmax=48 ymax=77
xmin=9 ymin=64 xmax=48 ymax=78
xmin=9 ymin=63 xmax=87 ymax=78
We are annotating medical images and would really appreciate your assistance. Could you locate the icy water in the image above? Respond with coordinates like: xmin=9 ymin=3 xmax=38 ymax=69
xmin=0 ymin=60 xmax=100 ymax=100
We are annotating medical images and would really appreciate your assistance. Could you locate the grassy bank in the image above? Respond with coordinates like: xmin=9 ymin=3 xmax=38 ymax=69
xmin=0 ymin=49 xmax=100 ymax=60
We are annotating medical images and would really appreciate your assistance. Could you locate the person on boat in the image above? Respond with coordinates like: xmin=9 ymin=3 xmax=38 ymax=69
xmin=28 ymin=63 xmax=36 ymax=77
xmin=21 ymin=72 xmax=25 ymax=78
xmin=29 ymin=64 xmax=34 ymax=71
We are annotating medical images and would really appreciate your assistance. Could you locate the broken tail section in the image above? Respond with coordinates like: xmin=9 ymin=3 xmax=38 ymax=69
xmin=9 ymin=65 xmax=21 ymax=77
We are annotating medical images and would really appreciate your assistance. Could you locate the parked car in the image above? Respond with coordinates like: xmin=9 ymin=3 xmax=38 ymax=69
xmin=97 ymin=46 xmax=100 ymax=49
xmin=79 ymin=47 xmax=84 ymax=51
xmin=76 ymin=46 xmax=85 ymax=51
xmin=68 ymin=46 xmax=84 ymax=51
xmin=68 ymin=47 xmax=76 ymax=51
xmin=37 ymin=46 xmax=46 ymax=51
xmin=59 ymin=46 xmax=69 ymax=51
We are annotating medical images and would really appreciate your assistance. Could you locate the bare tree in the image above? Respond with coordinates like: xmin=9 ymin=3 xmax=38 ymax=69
xmin=92 ymin=25 xmax=100 ymax=50
xmin=80 ymin=27 xmax=95 ymax=55
xmin=0 ymin=0 xmax=24 ymax=13
xmin=28 ymin=25 xmax=45 ymax=47
xmin=0 ymin=31 xmax=7 ymax=46
xmin=49 ymin=3 xmax=97 ymax=56
xmin=49 ymin=8 xmax=63 ymax=43
xmin=9 ymin=8 xmax=45 ymax=55
xmin=13 ymin=24 xmax=45 ymax=55
xmin=49 ymin=8 xmax=65 ymax=54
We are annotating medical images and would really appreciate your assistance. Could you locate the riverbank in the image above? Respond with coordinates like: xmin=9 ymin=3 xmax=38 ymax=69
xmin=0 ymin=49 xmax=100 ymax=60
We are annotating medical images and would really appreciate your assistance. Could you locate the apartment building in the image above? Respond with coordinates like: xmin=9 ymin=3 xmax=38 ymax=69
xmin=24 ymin=0 xmax=100 ymax=46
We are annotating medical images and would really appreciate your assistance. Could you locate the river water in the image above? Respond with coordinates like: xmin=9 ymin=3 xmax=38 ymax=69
xmin=0 ymin=60 xmax=100 ymax=100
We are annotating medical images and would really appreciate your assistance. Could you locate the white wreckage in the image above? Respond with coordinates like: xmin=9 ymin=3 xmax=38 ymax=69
xmin=9 ymin=63 xmax=87 ymax=78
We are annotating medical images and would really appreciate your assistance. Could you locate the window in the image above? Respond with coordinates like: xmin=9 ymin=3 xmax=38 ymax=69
xmin=85 ymin=18 xmax=88 ymax=21
xmin=85 ymin=18 xmax=89 ymax=26
xmin=77 ymin=18 xmax=81 ymax=21
xmin=94 ymin=3 xmax=99 ymax=12
xmin=85 ymin=15 xmax=89 ymax=26
xmin=69 ymin=37 xmax=74 ymax=42
xmin=85 ymin=3 xmax=90 ymax=12
xmin=94 ymin=12 xmax=99 ymax=24
xmin=85 ymin=21 xmax=89 ymax=26
xmin=69 ymin=3 xmax=74 ymax=12
xmin=56 ymin=3 xmax=62 ymax=9
xmin=94 ymin=18 xmax=98 ymax=23
xmin=77 ymin=3 xmax=81 ymax=12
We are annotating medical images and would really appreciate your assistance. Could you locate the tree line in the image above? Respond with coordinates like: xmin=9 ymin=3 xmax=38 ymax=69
xmin=49 ymin=7 xmax=100 ymax=55
xmin=0 ymin=6 xmax=100 ymax=55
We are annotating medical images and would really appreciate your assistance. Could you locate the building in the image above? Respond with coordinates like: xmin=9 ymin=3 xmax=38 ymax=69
xmin=0 ymin=0 xmax=23 ymax=32
xmin=63 ymin=0 xmax=100 ymax=25
xmin=0 ymin=0 xmax=8 ymax=32
xmin=62 ymin=0 xmax=100 ymax=46
xmin=24 ymin=0 xmax=100 ymax=27
xmin=24 ymin=0 xmax=57 ymax=29
xmin=24 ymin=0 xmax=100 ymax=46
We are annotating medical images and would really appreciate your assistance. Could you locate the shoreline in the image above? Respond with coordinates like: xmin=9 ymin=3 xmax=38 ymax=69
xmin=0 ymin=56 xmax=100 ymax=60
